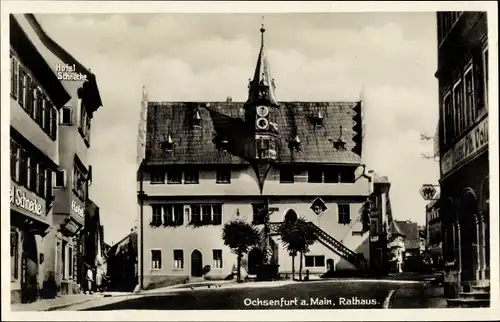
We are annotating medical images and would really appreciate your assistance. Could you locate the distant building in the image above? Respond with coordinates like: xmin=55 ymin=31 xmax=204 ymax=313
xmin=367 ymin=172 xmax=392 ymax=276
xmin=388 ymin=220 xmax=421 ymax=272
xmin=426 ymin=194 xmax=443 ymax=268
xmin=75 ymin=200 xmax=105 ymax=291
xmin=436 ymin=11 xmax=489 ymax=298
xmin=388 ymin=221 xmax=405 ymax=273
xmin=106 ymin=228 xmax=138 ymax=292
xmin=136 ymin=25 xmax=376 ymax=289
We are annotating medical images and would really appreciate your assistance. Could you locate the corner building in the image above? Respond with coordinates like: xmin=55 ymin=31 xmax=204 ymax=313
xmin=11 ymin=14 xmax=103 ymax=297
xmin=436 ymin=12 xmax=489 ymax=298
xmin=137 ymin=26 xmax=382 ymax=288
xmin=9 ymin=14 xmax=68 ymax=304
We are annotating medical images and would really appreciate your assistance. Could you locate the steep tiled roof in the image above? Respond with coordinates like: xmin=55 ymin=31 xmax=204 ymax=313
xmin=389 ymin=221 xmax=405 ymax=237
xmin=395 ymin=220 xmax=420 ymax=250
xmin=145 ymin=101 xmax=362 ymax=165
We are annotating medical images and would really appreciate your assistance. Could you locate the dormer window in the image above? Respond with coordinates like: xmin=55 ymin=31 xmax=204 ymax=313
xmin=311 ymin=111 xmax=324 ymax=126
xmin=213 ymin=133 xmax=229 ymax=152
xmin=310 ymin=197 xmax=328 ymax=215
xmin=163 ymin=133 xmax=174 ymax=152
xmin=193 ymin=110 xmax=202 ymax=128
xmin=331 ymin=126 xmax=347 ymax=151
xmin=288 ymin=135 xmax=302 ymax=151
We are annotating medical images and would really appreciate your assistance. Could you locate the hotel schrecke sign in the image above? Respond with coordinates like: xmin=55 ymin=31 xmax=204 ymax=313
xmin=441 ymin=118 xmax=488 ymax=176
xmin=10 ymin=182 xmax=46 ymax=217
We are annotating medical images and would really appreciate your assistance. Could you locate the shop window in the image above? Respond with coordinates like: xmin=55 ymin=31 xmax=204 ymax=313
xmin=173 ymin=250 xmax=184 ymax=269
xmin=213 ymin=249 xmax=223 ymax=268
xmin=11 ymin=230 xmax=19 ymax=280
xmin=151 ymin=250 xmax=162 ymax=270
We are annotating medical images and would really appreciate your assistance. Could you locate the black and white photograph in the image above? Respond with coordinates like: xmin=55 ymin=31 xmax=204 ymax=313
xmin=1 ymin=1 xmax=498 ymax=320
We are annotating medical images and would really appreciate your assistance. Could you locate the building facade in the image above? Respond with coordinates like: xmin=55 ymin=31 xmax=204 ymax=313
xmin=425 ymin=195 xmax=443 ymax=269
xmin=11 ymin=14 xmax=103 ymax=298
xmin=10 ymin=14 xmax=70 ymax=304
xmin=136 ymin=25 xmax=383 ymax=289
xmin=75 ymin=199 xmax=105 ymax=291
xmin=436 ymin=11 xmax=489 ymax=298
xmin=106 ymin=229 xmax=138 ymax=292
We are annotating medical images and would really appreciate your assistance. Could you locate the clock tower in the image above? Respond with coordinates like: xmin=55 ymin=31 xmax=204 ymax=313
xmin=244 ymin=23 xmax=280 ymax=162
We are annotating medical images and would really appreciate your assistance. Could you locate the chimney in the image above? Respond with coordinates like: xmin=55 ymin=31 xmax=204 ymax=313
xmin=226 ymin=96 xmax=232 ymax=102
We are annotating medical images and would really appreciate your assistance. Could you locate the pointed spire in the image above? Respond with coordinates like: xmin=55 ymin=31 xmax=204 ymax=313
xmin=247 ymin=18 xmax=279 ymax=107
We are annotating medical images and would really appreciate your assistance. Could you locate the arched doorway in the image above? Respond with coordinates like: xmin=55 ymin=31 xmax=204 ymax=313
xmin=21 ymin=232 xmax=38 ymax=303
xmin=191 ymin=250 xmax=203 ymax=277
xmin=247 ymin=248 xmax=263 ymax=275
xmin=481 ymin=176 xmax=490 ymax=279
xmin=284 ymin=209 xmax=298 ymax=223
xmin=459 ymin=189 xmax=478 ymax=282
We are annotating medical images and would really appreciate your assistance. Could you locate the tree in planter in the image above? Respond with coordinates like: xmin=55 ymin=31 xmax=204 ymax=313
xmin=222 ymin=219 xmax=261 ymax=283
xmin=278 ymin=217 xmax=317 ymax=281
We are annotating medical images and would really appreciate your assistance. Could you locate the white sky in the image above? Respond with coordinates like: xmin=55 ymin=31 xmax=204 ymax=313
xmin=36 ymin=12 xmax=440 ymax=245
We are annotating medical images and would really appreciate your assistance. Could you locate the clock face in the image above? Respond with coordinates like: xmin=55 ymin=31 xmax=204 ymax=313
xmin=256 ymin=117 xmax=269 ymax=130
xmin=256 ymin=106 xmax=269 ymax=117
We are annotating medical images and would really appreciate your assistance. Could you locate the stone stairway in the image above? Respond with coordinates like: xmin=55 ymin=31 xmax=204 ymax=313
xmin=447 ymin=281 xmax=490 ymax=308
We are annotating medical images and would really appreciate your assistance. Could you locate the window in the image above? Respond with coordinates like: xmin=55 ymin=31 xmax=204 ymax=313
xmin=60 ymin=107 xmax=73 ymax=125
xmin=62 ymin=240 xmax=67 ymax=279
xmin=190 ymin=205 xmax=201 ymax=224
xmin=11 ymin=55 xmax=18 ymax=99
xmin=338 ymin=167 xmax=356 ymax=183
xmin=304 ymin=255 xmax=325 ymax=268
xmin=10 ymin=139 xmax=51 ymax=200
xmin=443 ymin=92 xmax=453 ymax=144
xmin=11 ymin=56 xmax=58 ymax=140
xmin=11 ymin=229 xmax=18 ymax=280
xmin=324 ymin=167 xmax=340 ymax=183
xmin=54 ymin=170 xmax=66 ymax=188
xmin=212 ymin=205 xmax=222 ymax=225
xmin=202 ymin=205 xmax=212 ymax=223
xmin=162 ymin=204 xmax=184 ymax=226
xmin=213 ymin=250 xmax=223 ymax=268
xmin=280 ymin=167 xmax=294 ymax=183
xmin=216 ymin=168 xmax=231 ymax=183
xmin=73 ymin=162 xmax=87 ymax=201
xmin=453 ymin=79 xmax=464 ymax=135
xmin=167 ymin=169 xmax=182 ymax=184
xmin=68 ymin=247 xmax=73 ymax=278
xmin=464 ymin=64 xmax=475 ymax=127
xmin=151 ymin=205 xmax=162 ymax=226
xmin=79 ymin=102 xmax=91 ymax=145
xmin=150 ymin=169 xmax=165 ymax=184
xmin=308 ymin=168 xmax=323 ymax=183
xmin=252 ymin=203 xmax=266 ymax=225
xmin=173 ymin=250 xmax=184 ymax=269
xmin=338 ymin=204 xmax=351 ymax=224
xmin=151 ymin=250 xmax=162 ymax=270
xmin=189 ymin=204 xmax=222 ymax=225
xmin=184 ymin=169 xmax=199 ymax=184
xmin=483 ymin=47 xmax=489 ymax=109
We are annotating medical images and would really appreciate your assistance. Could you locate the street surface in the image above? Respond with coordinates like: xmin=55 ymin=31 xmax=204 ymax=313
xmin=68 ymin=280 xmax=445 ymax=310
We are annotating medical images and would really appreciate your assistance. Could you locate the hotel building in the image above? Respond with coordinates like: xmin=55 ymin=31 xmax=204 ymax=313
xmin=136 ymin=26 xmax=387 ymax=289
xmin=11 ymin=14 xmax=103 ymax=298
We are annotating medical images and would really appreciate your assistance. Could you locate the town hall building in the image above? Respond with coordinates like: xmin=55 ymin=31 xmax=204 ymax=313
xmin=136 ymin=25 xmax=386 ymax=289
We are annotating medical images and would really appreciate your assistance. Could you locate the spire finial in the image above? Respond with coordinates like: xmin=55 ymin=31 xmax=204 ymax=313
xmin=260 ymin=16 xmax=266 ymax=46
